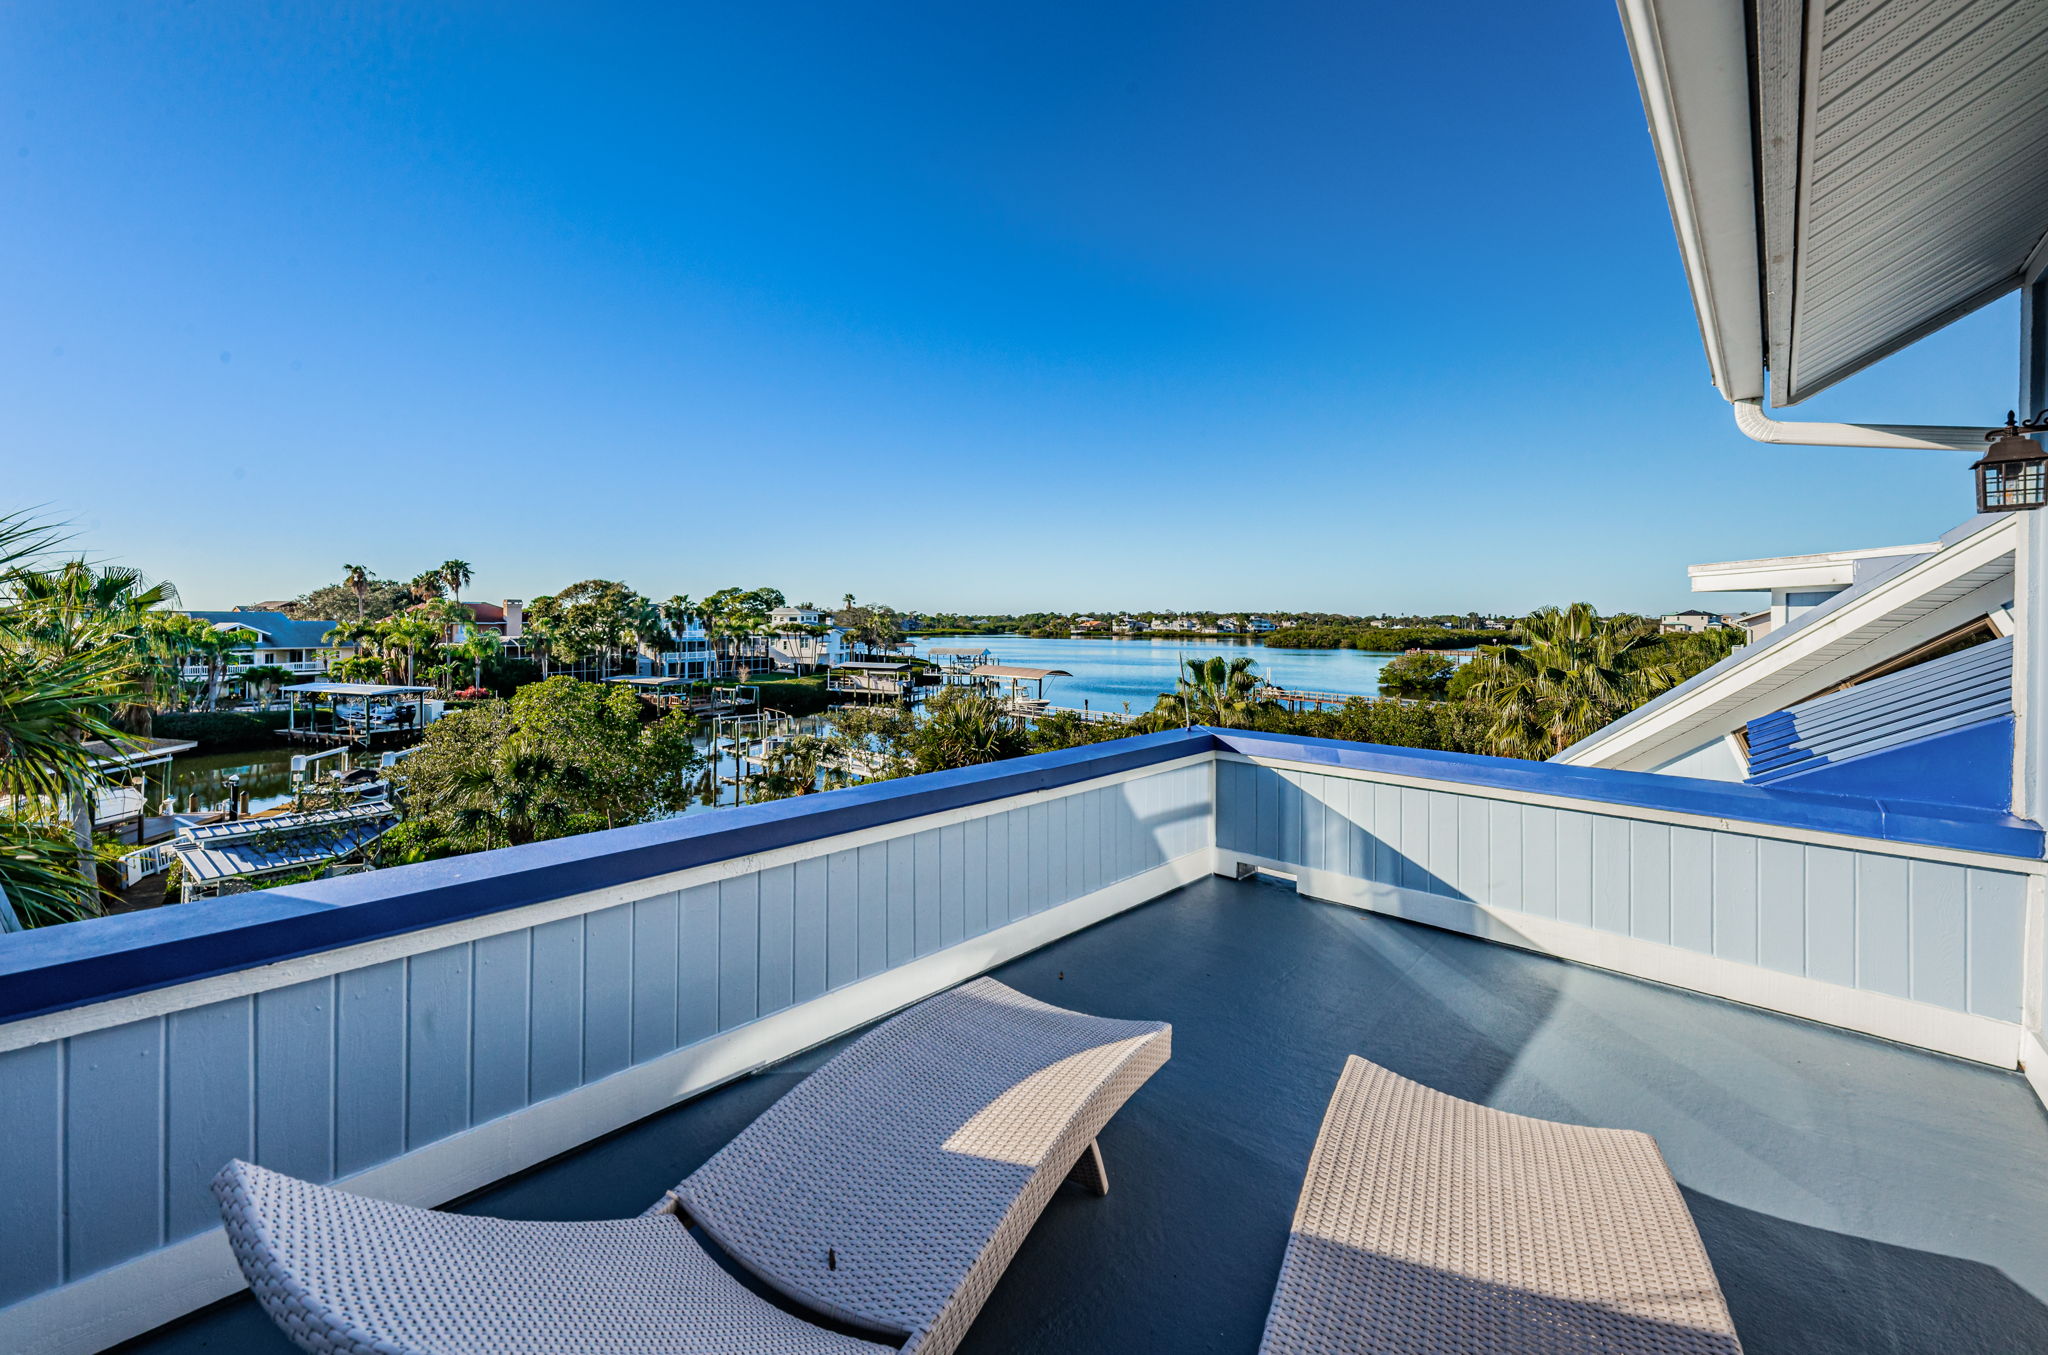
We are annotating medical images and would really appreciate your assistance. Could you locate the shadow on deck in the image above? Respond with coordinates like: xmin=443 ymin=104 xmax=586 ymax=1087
xmin=117 ymin=875 xmax=2048 ymax=1354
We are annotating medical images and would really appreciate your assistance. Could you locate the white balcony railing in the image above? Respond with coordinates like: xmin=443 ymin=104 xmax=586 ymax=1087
xmin=1 ymin=727 xmax=2043 ymax=1355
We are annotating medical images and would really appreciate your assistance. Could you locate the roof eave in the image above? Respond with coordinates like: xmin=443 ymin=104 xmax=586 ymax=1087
xmin=1617 ymin=0 xmax=1764 ymax=404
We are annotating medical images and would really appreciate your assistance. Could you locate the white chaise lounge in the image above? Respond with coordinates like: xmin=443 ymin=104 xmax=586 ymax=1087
xmin=215 ymin=976 xmax=1171 ymax=1355
xmin=1258 ymin=1055 xmax=1743 ymax=1355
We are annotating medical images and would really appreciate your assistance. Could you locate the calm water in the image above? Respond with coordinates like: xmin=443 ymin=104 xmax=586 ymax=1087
xmin=911 ymin=634 xmax=1414 ymax=713
xmin=163 ymin=748 xmax=299 ymax=815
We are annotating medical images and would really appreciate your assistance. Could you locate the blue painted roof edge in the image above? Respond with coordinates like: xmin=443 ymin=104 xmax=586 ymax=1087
xmin=0 ymin=727 xmax=1219 ymax=1026
xmin=1211 ymin=729 xmax=2043 ymax=859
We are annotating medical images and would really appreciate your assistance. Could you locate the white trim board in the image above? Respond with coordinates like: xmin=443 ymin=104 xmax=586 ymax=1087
xmin=1216 ymin=848 xmax=2022 ymax=1069
xmin=0 ymin=850 xmax=1211 ymax=1355
xmin=0 ymin=752 xmax=1213 ymax=1053
xmin=1221 ymin=752 xmax=2045 ymax=875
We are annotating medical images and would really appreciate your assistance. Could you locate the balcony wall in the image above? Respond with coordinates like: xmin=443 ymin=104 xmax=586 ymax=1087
xmin=1212 ymin=735 xmax=2035 ymax=1065
xmin=0 ymin=733 xmax=1215 ymax=1355
xmin=0 ymin=725 xmax=2042 ymax=1355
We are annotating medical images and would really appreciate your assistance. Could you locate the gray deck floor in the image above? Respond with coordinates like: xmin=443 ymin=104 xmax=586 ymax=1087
xmin=119 ymin=874 xmax=2048 ymax=1354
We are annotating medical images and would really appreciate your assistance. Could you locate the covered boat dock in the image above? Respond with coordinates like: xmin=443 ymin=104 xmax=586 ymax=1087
xmin=280 ymin=683 xmax=436 ymax=748
xmin=170 ymin=802 xmax=399 ymax=902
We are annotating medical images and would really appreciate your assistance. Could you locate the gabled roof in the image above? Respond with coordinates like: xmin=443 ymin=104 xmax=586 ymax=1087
xmin=184 ymin=610 xmax=341 ymax=650
xmin=1556 ymin=514 xmax=2016 ymax=772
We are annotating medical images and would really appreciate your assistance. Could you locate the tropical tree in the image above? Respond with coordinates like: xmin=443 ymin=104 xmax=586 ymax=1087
xmin=342 ymin=563 xmax=372 ymax=618
xmin=405 ymin=571 xmax=445 ymax=606
xmin=524 ymin=594 xmax=563 ymax=678
xmin=383 ymin=677 xmax=702 ymax=858
xmin=374 ymin=616 xmax=444 ymax=685
xmin=548 ymin=579 xmax=647 ymax=678
xmin=835 ymin=595 xmax=905 ymax=659
xmin=239 ymin=664 xmax=294 ymax=705
xmin=1463 ymin=603 xmax=1674 ymax=758
xmin=1170 ymin=655 xmax=1269 ymax=728
xmin=0 ymin=515 xmax=159 ymax=922
xmin=439 ymin=559 xmax=474 ymax=604
xmin=751 ymin=734 xmax=849 ymax=799
xmin=174 ymin=620 xmax=259 ymax=711
xmin=1377 ymin=650 xmax=1457 ymax=698
xmin=906 ymin=687 xmax=1029 ymax=772
xmin=443 ymin=627 xmax=503 ymax=692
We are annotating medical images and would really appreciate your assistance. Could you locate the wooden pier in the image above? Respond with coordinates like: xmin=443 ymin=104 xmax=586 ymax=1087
xmin=1256 ymin=684 xmax=1387 ymax=710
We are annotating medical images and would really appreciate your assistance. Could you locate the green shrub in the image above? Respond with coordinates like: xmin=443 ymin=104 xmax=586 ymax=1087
xmin=152 ymin=710 xmax=289 ymax=754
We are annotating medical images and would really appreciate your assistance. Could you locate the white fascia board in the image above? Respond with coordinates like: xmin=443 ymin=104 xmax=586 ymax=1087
xmin=1616 ymin=0 xmax=1764 ymax=402
xmin=1561 ymin=517 xmax=2017 ymax=770
xmin=1688 ymin=543 xmax=1940 ymax=594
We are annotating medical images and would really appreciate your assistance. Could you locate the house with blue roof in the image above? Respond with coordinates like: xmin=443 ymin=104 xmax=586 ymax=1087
xmin=176 ymin=609 xmax=355 ymax=683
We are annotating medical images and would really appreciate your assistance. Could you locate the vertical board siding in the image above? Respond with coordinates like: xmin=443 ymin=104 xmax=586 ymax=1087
xmin=163 ymin=999 xmax=252 ymax=1240
xmin=405 ymin=945 xmax=472 ymax=1150
xmin=1 ymin=765 xmax=1212 ymax=1299
xmin=254 ymin=980 xmax=333 ymax=1185
xmin=757 ymin=865 xmax=797 ymax=1018
xmin=581 ymin=906 xmax=633 ymax=1081
xmin=334 ymin=963 xmax=405 ymax=1177
xmin=1215 ymin=760 xmax=2028 ymax=1024
xmin=527 ymin=916 xmax=585 ymax=1100
xmin=629 ymin=894 xmax=680 ymax=1065
xmin=65 ymin=1019 xmax=164 ymax=1279
xmin=470 ymin=931 xmax=532 ymax=1125
xmin=1966 ymin=870 xmax=2027 ymax=1019
xmin=0 ymin=1042 xmax=63 ymax=1304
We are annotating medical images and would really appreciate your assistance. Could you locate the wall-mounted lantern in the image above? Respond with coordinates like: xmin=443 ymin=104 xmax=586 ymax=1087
xmin=1974 ymin=411 xmax=2048 ymax=512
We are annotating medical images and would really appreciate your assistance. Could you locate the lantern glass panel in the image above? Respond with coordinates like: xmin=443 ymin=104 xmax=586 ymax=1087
xmin=1979 ymin=456 xmax=2048 ymax=511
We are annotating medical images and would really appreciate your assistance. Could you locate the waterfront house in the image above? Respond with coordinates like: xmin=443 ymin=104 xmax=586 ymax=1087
xmin=1213 ymin=617 xmax=1242 ymax=633
xmin=1246 ymin=615 xmax=1276 ymax=633
xmin=768 ymin=604 xmax=830 ymax=628
xmin=6 ymin=9 xmax=2048 ymax=1355
xmin=177 ymin=609 xmax=353 ymax=683
xmin=646 ymin=616 xmax=715 ymax=681
xmin=1656 ymin=609 xmax=1728 ymax=634
xmin=412 ymin=598 xmax=526 ymax=646
xmin=740 ymin=623 xmax=851 ymax=674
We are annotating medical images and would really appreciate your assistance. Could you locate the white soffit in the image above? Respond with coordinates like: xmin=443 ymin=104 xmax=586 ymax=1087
xmin=1620 ymin=0 xmax=2048 ymax=406
xmin=1761 ymin=0 xmax=2048 ymax=404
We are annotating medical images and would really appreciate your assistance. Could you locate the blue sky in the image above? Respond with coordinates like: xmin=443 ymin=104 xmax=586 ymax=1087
xmin=1 ymin=3 xmax=2019 ymax=615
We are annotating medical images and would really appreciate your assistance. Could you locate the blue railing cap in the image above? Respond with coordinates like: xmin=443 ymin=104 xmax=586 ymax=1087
xmin=0 ymin=728 xmax=1218 ymax=1026
xmin=3 ymin=724 xmax=2036 ymax=1029
xmin=1210 ymin=729 xmax=2043 ymax=858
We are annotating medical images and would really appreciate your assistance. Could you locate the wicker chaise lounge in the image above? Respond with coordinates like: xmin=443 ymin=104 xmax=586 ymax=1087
xmin=214 ymin=976 xmax=1170 ymax=1355
xmin=1258 ymin=1056 xmax=1742 ymax=1355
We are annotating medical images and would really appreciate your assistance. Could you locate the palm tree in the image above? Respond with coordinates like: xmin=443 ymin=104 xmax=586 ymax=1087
xmin=375 ymin=616 xmax=444 ymax=685
xmin=0 ymin=518 xmax=168 ymax=921
xmin=187 ymin=623 xmax=260 ymax=710
xmin=342 ymin=564 xmax=372 ymax=619
xmin=406 ymin=571 xmax=445 ymax=606
xmin=1173 ymin=655 xmax=1267 ymax=728
xmin=439 ymin=559 xmax=473 ymax=606
xmin=446 ymin=627 xmax=502 ymax=692
xmin=1464 ymin=603 xmax=1671 ymax=758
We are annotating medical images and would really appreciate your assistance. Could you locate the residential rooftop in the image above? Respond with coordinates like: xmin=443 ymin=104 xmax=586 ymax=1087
xmin=118 ymin=875 xmax=2048 ymax=1355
